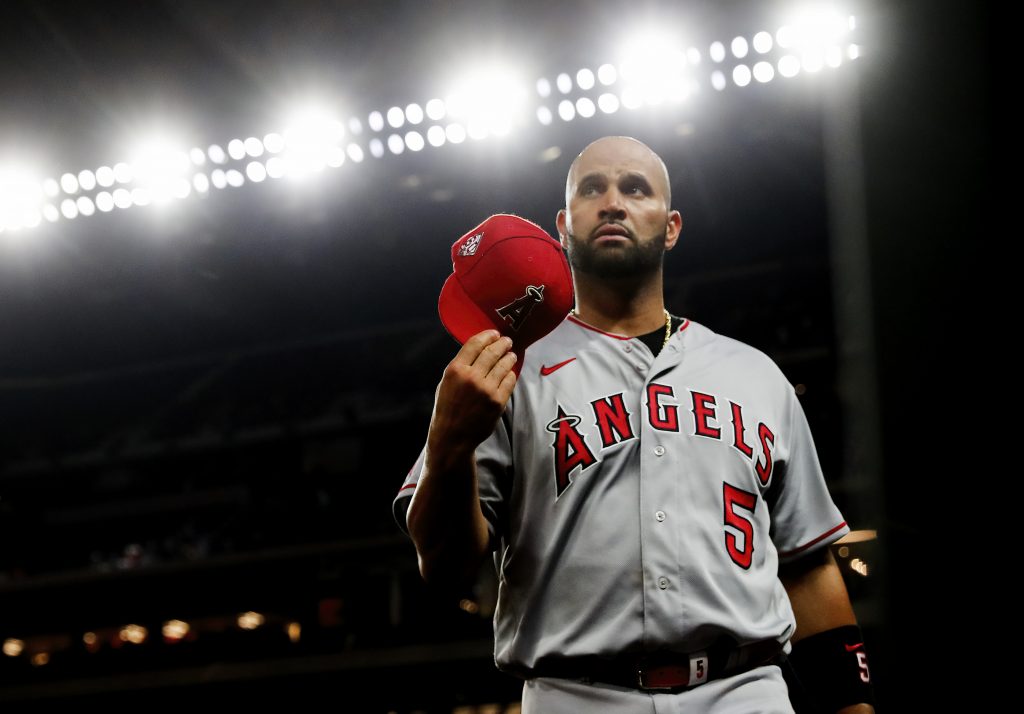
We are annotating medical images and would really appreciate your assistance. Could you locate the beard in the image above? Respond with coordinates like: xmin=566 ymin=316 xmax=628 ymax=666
xmin=564 ymin=227 xmax=667 ymax=279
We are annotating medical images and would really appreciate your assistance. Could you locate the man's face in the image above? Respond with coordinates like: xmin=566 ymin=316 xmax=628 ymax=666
xmin=556 ymin=137 xmax=681 ymax=279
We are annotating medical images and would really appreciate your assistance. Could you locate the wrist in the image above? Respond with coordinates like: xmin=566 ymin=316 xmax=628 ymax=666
xmin=786 ymin=625 xmax=874 ymax=712
xmin=425 ymin=434 xmax=476 ymax=474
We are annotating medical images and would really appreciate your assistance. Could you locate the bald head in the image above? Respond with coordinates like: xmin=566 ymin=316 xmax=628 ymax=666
xmin=564 ymin=136 xmax=672 ymax=209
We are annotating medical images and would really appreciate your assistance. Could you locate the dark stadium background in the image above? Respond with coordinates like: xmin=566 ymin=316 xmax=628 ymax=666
xmin=0 ymin=0 xmax=987 ymax=709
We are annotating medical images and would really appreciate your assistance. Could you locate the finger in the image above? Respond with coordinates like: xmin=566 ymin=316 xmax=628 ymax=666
xmin=473 ymin=335 xmax=513 ymax=376
xmin=453 ymin=329 xmax=501 ymax=366
xmin=485 ymin=349 xmax=517 ymax=385
xmin=495 ymin=369 xmax=518 ymax=405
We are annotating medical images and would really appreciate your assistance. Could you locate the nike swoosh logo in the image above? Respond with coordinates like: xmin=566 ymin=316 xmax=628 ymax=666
xmin=540 ymin=358 xmax=577 ymax=376
xmin=844 ymin=643 xmax=864 ymax=652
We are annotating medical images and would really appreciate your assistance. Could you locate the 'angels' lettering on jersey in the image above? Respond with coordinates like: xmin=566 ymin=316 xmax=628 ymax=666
xmin=548 ymin=382 xmax=778 ymax=498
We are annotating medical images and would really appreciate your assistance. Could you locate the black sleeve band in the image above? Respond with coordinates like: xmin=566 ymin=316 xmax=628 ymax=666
xmin=786 ymin=624 xmax=874 ymax=712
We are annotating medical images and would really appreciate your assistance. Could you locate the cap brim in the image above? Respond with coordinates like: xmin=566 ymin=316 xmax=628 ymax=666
xmin=439 ymin=272 xmax=527 ymax=376
xmin=439 ymin=272 xmax=496 ymax=344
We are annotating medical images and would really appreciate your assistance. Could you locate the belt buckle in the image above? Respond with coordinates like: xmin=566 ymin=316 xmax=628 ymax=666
xmin=636 ymin=651 xmax=709 ymax=691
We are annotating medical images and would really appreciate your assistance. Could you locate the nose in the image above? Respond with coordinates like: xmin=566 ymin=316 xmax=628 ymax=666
xmin=598 ymin=187 xmax=627 ymax=221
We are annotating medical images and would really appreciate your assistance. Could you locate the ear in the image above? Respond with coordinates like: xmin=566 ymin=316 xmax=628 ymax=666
xmin=664 ymin=210 xmax=683 ymax=251
xmin=555 ymin=209 xmax=569 ymax=249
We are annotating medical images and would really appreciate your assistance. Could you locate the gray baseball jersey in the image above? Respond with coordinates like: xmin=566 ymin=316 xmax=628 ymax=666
xmin=393 ymin=314 xmax=848 ymax=707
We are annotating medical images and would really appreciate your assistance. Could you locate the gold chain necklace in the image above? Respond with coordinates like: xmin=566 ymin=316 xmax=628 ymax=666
xmin=571 ymin=309 xmax=673 ymax=349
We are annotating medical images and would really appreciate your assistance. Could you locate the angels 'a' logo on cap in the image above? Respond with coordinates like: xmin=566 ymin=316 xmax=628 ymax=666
xmin=457 ymin=232 xmax=483 ymax=257
xmin=496 ymin=284 xmax=545 ymax=331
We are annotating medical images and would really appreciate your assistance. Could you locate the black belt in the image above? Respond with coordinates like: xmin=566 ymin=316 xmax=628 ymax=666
xmin=528 ymin=638 xmax=785 ymax=692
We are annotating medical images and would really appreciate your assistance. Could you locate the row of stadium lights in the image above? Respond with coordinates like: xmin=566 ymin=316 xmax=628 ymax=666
xmin=2 ymin=611 xmax=297 ymax=666
xmin=0 ymin=17 xmax=858 ymax=234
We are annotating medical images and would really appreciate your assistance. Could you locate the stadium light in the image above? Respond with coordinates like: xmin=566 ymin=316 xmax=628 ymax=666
xmin=732 ymin=65 xmax=752 ymax=87
xmin=78 ymin=169 xmax=96 ymax=191
xmin=598 ymin=93 xmax=620 ymax=114
xmin=781 ymin=5 xmax=851 ymax=49
xmin=405 ymin=131 xmax=425 ymax=152
xmin=617 ymin=29 xmax=696 ymax=106
xmin=426 ymin=127 xmax=445 ymax=148
xmin=263 ymin=133 xmax=285 ymax=154
xmin=778 ymin=5 xmax=853 ymax=73
xmin=0 ymin=166 xmax=45 ymax=232
xmin=266 ymin=158 xmax=285 ymax=179
xmin=445 ymin=123 xmax=466 ymax=144
xmin=405 ymin=103 xmax=424 ymax=125
xmin=387 ymin=106 xmax=405 ymax=129
xmin=128 ymin=137 xmax=192 ymax=204
xmin=281 ymin=105 xmax=346 ymax=179
xmin=162 ymin=620 xmax=190 ymax=642
xmin=753 ymin=31 xmax=774 ymax=53
xmin=96 ymin=191 xmax=115 ymax=211
xmin=443 ymin=64 xmax=530 ymax=139
xmin=246 ymin=161 xmax=267 ymax=182
xmin=113 ymin=188 xmax=132 ymax=208
xmin=576 ymin=68 xmax=595 ymax=90
xmin=237 ymin=611 xmax=265 ymax=630
xmin=425 ymin=98 xmax=446 ymax=121
xmin=119 ymin=624 xmax=148 ymax=644
xmin=244 ymin=137 xmax=264 ymax=157
xmin=753 ymin=61 xmax=776 ymax=83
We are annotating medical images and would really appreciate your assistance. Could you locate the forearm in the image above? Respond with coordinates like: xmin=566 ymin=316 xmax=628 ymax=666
xmin=780 ymin=548 xmax=858 ymax=642
xmin=781 ymin=549 xmax=875 ymax=713
xmin=406 ymin=442 xmax=492 ymax=589
xmin=407 ymin=330 xmax=516 ymax=590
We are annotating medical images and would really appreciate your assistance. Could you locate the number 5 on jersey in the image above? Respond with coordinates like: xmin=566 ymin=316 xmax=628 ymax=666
xmin=724 ymin=482 xmax=757 ymax=569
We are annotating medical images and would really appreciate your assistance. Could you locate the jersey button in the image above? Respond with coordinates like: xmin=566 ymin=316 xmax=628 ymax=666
xmin=653 ymin=445 xmax=665 ymax=456
xmin=658 ymin=576 xmax=669 ymax=589
xmin=655 ymin=510 xmax=666 ymax=522
xmin=623 ymin=343 xmax=632 ymax=353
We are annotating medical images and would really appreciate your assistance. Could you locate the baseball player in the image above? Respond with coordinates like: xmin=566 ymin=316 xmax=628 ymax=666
xmin=394 ymin=136 xmax=875 ymax=713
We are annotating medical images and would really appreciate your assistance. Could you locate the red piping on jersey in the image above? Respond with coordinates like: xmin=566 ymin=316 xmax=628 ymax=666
xmin=397 ymin=483 xmax=416 ymax=495
xmin=567 ymin=314 xmax=631 ymax=339
xmin=778 ymin=521 xmax=848 ymax=558
xmin=568 ymin=314 xmax=691 ymax=339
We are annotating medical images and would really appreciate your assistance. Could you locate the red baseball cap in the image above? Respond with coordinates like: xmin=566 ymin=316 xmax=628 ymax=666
xmin=438 ymin=213 xmax=574 ymax=374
